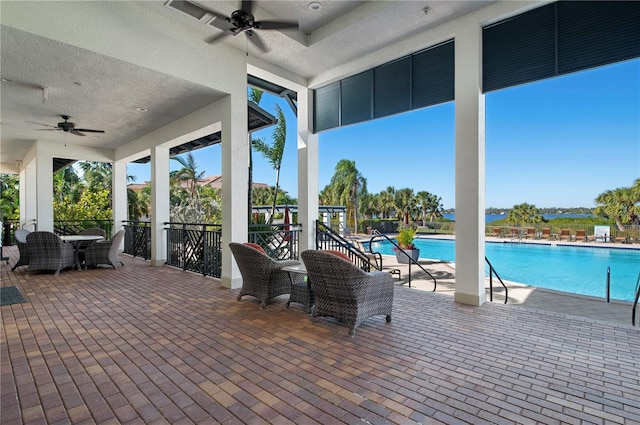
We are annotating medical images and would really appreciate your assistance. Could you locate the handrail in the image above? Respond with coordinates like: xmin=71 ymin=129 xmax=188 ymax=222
xmin=315 ymin=221 xmax=376 ymax=272
xmin=368 ymin=233 xmax=437 ymax=291
xmin=632 ymin=270 xmax=640 ymax=326
xmin=485 ymin=256 xmax=508 ymax=304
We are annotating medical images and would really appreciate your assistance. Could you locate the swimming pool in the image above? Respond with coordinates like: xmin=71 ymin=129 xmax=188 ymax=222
xmin=370 ymin=238 xmax=640 ymax=301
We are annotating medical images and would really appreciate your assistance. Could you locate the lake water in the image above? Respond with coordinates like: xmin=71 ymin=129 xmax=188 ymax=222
xmin=442 ymin=213 xmax=594 ymax=223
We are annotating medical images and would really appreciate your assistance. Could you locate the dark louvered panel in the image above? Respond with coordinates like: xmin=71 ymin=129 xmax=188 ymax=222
xmin=412 ymin=40 xmax=455 ymax=109
xmin=558 ymin=1 xmax=640 ymax=75
xmin=374 ymin=57 xmax=411 ymax=119
xmin=482 ymin=4 xmax=556 ymax=93
xmin=341 ymin=70 xmax=373 ymax=126
xmin=313 ymin=82 xmax=341 ymax=132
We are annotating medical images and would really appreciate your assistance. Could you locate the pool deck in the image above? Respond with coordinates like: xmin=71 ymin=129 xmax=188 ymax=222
xmin=353 ymin=234 xmax=639 ymax=327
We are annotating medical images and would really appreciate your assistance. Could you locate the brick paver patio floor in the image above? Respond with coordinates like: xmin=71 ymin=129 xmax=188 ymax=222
xmin=1 ymin=247 xmax=639 ymax=424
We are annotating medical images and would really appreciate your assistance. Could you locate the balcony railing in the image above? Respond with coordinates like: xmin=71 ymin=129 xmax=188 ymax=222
xmin=121 ymin=221 xmax=300 ymax=279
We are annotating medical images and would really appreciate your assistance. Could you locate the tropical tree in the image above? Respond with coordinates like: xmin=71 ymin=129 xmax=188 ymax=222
xmin=505 ymin=203 xmax=543 ymax=226
xmin=0 ymin=173 xmax=19 ymax=219
xmin=171 ymin=153 xmax=204 ymax=202
xmin=326 ymin=160 xmax=367 ymax=232
xmin=415 ymin=191 xmax=443 ymax=225
xmin=359 ymin=192 xmax=378 ymax=220
xmin=79 ymin=161 xmax=112 ymax=193
xmin=253 ymin=104 xmax=288 ymax=219
xmin=53 ymin=166 xmax=82 ymax=204
xmin=248 ymin=87 xmax=264 ymax=222
xmin=594 ymin=178 xmax=640 ymax=230
xmin=377 ymin=186 xmax=396 ymax=219
xmin=394 ymin=188 xmax=415 ymax=225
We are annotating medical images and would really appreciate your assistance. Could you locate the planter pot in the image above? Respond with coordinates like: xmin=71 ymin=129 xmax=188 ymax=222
xmin=394 ymin=248 xmax=420 ymax=264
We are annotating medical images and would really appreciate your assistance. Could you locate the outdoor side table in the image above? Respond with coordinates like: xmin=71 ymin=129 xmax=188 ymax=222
xmin=281 ymin=263 xmax=314 ymax=314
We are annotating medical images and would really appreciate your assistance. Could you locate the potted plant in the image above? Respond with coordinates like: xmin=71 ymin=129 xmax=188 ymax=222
xmin=394 ymin=227 xmax=420 ymax=264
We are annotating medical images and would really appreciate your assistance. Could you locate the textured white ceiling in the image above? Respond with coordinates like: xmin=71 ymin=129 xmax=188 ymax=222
xmin=1 ymin=0 xmax=496 ymax=168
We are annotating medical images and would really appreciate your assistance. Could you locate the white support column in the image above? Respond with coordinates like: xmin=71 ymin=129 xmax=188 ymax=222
xmin=454 ymin=21 xmax=486 ymax=306
xmin=221 ymin=90 xmax=249 ymax=289
xmin=20 ymin=159 xmax=38 ymax=231
xmin=112 ymin=159 xmax=127 ymax=237
xmin=297 ymin=88 xmax=319 ymax=251
xmin=35 ymin=142 xmax=54 ymax=232
xmin=150 ymin=146 xmax=169 ymax=266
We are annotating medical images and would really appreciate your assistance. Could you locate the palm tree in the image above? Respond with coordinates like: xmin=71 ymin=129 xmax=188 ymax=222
xmin=595 ymin=178 xmax=640 ymax=230
xmin=416 ymin=191 xmax=443 ymax=225
xmin=394 ymin=188 xmax=415 ymax=225
xmin=171 ymin=152 xmax=204 ymax=203
xmin=506 ymin=203 xmax=543 ymax=226
xmin=359 ymin=192 xmax=378 ymax=220
xmin=248 ymin=88 xmax=264 ymax=222
xmin=378 ymin=186 xmax=396 ymax=219
xmin=327 ymin=160 xmax=367 ymax=232
xmin=253 ymin=104 xmax=287 ymax=219
xmin=78 ymin=161 xmax=112 ymax=193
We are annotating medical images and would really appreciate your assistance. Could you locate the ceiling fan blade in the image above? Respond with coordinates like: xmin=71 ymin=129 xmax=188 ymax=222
xmin=70 ymin=130 xmax=86 ymax=136
xmin=36 ymin=128 xmax=60 ymax=131
xmin=27 ymin=120 xmax=57 ymax=128
xmin=256 ymin=20 xmax=298 ymax=30
xmin=241 ymin=0 xmax=253 ymax=15
xmin=74 ymin=128 xmax=105 ymax=133
xmin=247 ymin=30 xmax=269 ymax=53
xmin=206 ymin=30 xmax=232 ymax=44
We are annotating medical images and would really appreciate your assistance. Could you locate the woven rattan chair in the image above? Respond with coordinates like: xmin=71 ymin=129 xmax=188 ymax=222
xmin=229 ymin=242 xmax=303 ymax=309
xmin=301 ymin=249 xmax=394 ymax=336
xmin=84 ymin=230 xmax=125 ymax=269
xmin=77 ymin=228 xmax=107 ymax=264
xmin=11 ymin=228 xmax=31 ymax=271
xmin=26 ymin=231 xmax=76 ymax=275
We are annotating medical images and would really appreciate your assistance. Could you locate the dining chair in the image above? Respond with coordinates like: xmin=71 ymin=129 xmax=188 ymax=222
xmin=84 ymin=230 xmax=125 ymax=269
xmin=26 ymin=231 xmax=76 ymax=275
xmin=11 ymin=228 xmax=31 ymax=271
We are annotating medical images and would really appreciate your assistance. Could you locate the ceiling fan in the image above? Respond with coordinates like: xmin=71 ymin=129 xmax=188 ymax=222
xmin=29 ymin=115 xmax=105 ymax=137
xmin=204 ymin=0 xmax=298 ymax=53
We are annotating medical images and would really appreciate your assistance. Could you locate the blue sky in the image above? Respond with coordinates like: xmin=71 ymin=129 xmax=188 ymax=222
xmin=128 ymin=58 xmax=639 ymax=210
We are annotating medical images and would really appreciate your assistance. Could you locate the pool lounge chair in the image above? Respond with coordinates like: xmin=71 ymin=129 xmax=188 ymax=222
xmin=574 ymin=229 xmax=587 ymax=242
xmin=541 ymin=228 xmax=551 ymax=239
xmin=559 ymin=229 xmax=570 ymax=240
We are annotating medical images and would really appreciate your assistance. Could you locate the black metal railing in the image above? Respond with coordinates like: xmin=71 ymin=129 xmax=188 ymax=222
xmin=53 ymin=220 xmax=113 ymax=237
xmin=123 ymin=221 xmax=151 ymax=260
xmin=486 ymin=257 xmax=508 ymax=304
xmin=248 ymin=223 xmax=300 ymax=261
xmin=368 ymin=232 xmax=437 ymax=291
xmin=315 ymin=221 xmax=374 ymax=272
xmin=165 ymin=222 xmax=222 ymax=277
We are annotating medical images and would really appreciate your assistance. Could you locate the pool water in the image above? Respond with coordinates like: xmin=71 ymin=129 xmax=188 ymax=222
xmin=370 ymin=238 xmax=640 ymax=301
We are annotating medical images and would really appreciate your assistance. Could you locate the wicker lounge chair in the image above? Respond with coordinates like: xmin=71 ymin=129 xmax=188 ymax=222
xmin=11 ymin=228 xmax=31 ymax=271
xmin=84 ymin=230 xmax=125 ymax=269
xmin=26 ymin=231 xmax=76 ymax=275
xmin=301 ymin=249 xmax=394 ymax=336
xmin=229 ymin=242 xmax=303 ymax=309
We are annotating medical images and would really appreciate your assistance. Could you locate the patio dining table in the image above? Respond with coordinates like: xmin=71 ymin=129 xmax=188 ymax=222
xmin=60 ymin=235 xmax=104 ymax=270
